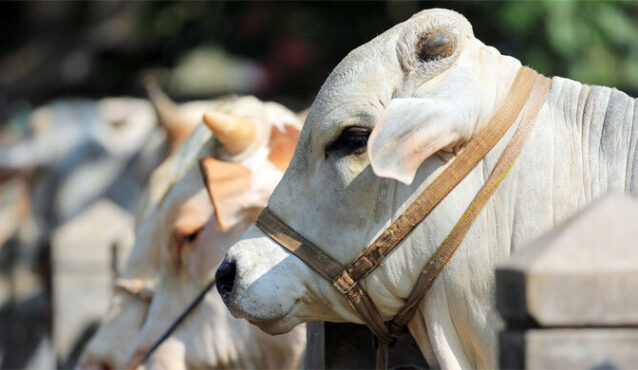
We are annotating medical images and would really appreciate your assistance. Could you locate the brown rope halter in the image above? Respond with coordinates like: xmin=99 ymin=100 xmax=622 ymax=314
xmin=256 ymin=67 xmax=551 ymax=369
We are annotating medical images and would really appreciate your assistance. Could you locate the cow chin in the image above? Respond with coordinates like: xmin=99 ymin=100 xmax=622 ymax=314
xmin=224 ymin=296 xmax=301 ymax=335
xmin=227 ymin=280 xmax=302 ymax=335
xmin=247 ymin=314 xmax=302 ymax=335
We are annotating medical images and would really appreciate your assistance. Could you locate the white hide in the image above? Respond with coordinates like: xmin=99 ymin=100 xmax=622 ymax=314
xmin=222 ymin=8 xmax=638 ymax=369
xmin=81 ymin=96 xmax=305 ymax=369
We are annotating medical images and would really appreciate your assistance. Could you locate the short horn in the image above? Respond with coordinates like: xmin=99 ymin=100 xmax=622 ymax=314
xmin=143 ymin=75 xmax=193 ymax=150
xmin=203 ymin=111 xmax=256 ymax=155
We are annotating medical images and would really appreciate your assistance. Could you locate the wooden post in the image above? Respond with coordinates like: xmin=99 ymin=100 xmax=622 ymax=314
xmin=304 ymin=321 xmax=429 ymax=369
xmin=51 ymin=200 xmax=133 ymax=366
xmin=304 ymin=321 xmax=325 ymax=369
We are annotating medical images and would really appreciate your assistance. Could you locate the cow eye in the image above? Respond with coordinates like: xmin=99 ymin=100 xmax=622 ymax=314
xmin=181 ymin=231 xmax=199 ymax=244
xmin=175 ymin=227 xmax=203 ymax=247
xmin=326 ymin=126 xmax=371 ymax=156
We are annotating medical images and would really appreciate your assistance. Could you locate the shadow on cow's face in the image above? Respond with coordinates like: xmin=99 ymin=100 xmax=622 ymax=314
xmin=221 ymin=8 xmax=523 ymax=334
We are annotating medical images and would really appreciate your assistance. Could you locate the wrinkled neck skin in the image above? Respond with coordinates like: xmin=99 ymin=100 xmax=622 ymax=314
xmin=402 ymin=77 xmax=638 ymax=368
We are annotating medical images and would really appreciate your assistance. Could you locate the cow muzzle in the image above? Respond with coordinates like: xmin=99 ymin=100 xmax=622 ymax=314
xmin=218 ymin=225 xmax=312 ymax=332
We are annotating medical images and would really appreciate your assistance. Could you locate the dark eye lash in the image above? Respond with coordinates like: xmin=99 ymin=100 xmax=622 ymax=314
xmin=174 ymin=227 xmax=203 ymax=247
xmin=346 ymin=134 xmax=368 ymax=149
xmin=182 ymin=232 xmax=199 ymax=243
xmin=325 ymin=126 xmax=371 ymax=156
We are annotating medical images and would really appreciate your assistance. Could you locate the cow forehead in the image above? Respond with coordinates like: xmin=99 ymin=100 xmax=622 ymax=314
xmin=301 ymin=8 xmax=472 ymax=146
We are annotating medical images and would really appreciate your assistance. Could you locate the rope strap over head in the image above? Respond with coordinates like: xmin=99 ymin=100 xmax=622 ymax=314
xmin=256 ymin=66 xmax=551 ymax=369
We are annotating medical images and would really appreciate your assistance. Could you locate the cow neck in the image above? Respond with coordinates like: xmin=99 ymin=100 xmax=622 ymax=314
xmin=255 ymin=66 xmax=551 ymax=369
xmin=139 ymin=279 xmax=218 ymax=366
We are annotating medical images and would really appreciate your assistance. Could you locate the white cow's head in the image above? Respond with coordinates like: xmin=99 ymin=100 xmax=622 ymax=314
xmin=79 ymin=96 xmax=301 ymax=369
xmin=219 ymin=9 xmax=522 ymax=337
xmin=125 ymin=100 xmax=302 ymax=369
xmin=78 ymin=122 xmax=213 ymax=370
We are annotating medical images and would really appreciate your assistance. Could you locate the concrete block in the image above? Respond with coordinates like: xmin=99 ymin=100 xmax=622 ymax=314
xmin=500 ymin=328 xmax=638 ymax=369
xmin=0 ymin=178 xmax=30 ymax=247
xmin=51 ymin=199 xmax=133 ymax=364
xmin=497 ymin=193 xmax=638 ymax=326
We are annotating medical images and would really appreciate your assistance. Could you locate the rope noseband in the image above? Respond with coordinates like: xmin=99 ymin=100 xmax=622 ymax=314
xmin=256 ymin=67 xmax=551 ymax=368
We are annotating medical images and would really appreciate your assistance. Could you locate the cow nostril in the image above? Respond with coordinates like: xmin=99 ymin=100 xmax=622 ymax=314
xmin=215 ymin=260 xmax=236 ymax=298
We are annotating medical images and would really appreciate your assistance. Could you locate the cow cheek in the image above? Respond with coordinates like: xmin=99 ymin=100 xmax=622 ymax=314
xmin=227 ymin=228 xmax=308 ymax=322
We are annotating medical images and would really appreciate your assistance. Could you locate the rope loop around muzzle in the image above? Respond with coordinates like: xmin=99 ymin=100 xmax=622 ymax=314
xmin=256 ymin=66 xmax=551 ymax=369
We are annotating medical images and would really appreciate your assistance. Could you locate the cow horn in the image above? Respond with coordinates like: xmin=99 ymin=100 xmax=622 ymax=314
xmin=203 ymin=111 xmax=256 ymax=155
xmin=143 ymin=75 xmax=193 ymax=150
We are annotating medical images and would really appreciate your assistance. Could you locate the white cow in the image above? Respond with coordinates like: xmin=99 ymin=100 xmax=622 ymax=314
xmin=0 ymin=88 xmax=216 ymax=368
xmin=80 ymin=96 xmax=306 ymax=369
xmin=219 ymin=8 xmax=638 ymax=369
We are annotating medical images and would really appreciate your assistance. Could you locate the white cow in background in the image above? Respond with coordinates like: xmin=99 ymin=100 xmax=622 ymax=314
xmin=0 ymin=78 xmax=213 ymax=227
xmin=0 ymin=84 xmax=227 ymax=368
xmin=80 ymin=96 xmax=306 ymax=369
xmin=0 ymin=97 xmax=163 ymax=227
xmin=218 ymin=8 xmax=638 ymax=369
xmin=0 ymin=95 xmax=174 ymax=369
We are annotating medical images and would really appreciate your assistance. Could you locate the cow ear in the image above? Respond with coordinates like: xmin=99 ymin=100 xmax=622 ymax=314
xmin=198 ymin=157 xmax=252 ymax=231
xmin=368 ymin=98 xmax=463 ymax=185
xmin=267 ymin=124 xmax=300 ymax=171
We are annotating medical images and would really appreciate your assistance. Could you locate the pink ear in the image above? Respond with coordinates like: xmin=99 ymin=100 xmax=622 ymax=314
xmin=198 ymin=157 xmax=252 ymax=231
xmin=267 ymin=124 xmax=300 ymax=171
xmin=368 ymin=98 xmax=462 ymax=185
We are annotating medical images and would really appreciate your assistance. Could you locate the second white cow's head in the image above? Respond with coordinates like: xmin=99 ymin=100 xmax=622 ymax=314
xmin=79 ymin=96 xmax=301 ymax=370
xmin=124 ymin=101 xmax=303 ymax=369
xmin=218 ymin=8 xmax=526 ymax=367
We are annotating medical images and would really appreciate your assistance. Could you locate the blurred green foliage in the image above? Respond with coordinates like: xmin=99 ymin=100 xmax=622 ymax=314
xmin=1 ymin=0 xmax=637 ymax=112
xmin=494 ymin=1 xmax=638 ymax=94
xmin=126 ymin=0 xmax=638 ymax=97
xmin=123 ymin=0 xmax=638 ymax=99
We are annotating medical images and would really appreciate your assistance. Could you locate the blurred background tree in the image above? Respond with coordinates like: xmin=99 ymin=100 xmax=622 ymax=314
xmin=1 ymin=1 xmax=637 ymax=121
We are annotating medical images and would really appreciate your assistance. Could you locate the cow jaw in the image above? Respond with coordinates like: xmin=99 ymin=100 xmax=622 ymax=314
xmin=128 ymin=107 xmax=302 ymax=366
